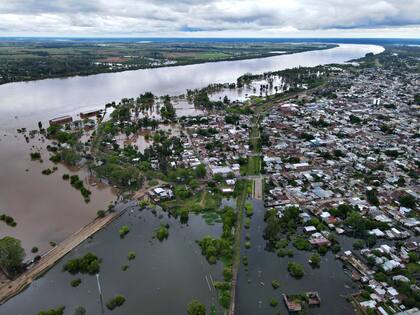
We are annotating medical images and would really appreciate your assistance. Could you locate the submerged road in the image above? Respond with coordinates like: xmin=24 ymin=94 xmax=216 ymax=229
xmin=0 ymin=200 xmax=136 ymax=305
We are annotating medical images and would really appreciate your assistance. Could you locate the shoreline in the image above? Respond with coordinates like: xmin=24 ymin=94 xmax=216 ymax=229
xmin=0 ymin=44 xmax=337 ymax=87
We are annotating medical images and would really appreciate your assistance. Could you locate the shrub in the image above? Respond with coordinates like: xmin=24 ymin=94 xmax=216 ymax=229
xmin=271 ymin=280 xmax=280 ymax=289
xmin=106 ymin=295 xmax=126 ymax=310
xmin=353 ymin=240 xmax=365 ymax=250
xmin=74 ymin=306 xmax=86 ymax=315
xmin=223 ymin=267 xmax=233 ymax=281
xmin=332 ymin=244 xmax=341 ymax=253
xmin=292 ymin=236 xmax=311 ymax=251
xmin=127 ymin=251 xmax=136 ymax=260
xmin=245 ymin=202 xmax=253 ymax=217
xmin=187 ymin=299 xmax=206 ymax=315
xmin=42 ymin=168 xmax=52 ymax=175
xmin=30 ymin=152 xmax=41 ymax=160
xmin=155 ymin=225 xmax=169 ymax=241
xmin=37 ymin=306 xmax=65 ymax=315
xmin=317 ymin=245 xmax=328 ymax=256
xmin=288 ymin=262 xmax=304 ymax=279
xmin=270 ymin=299 xmax=278 ymax=307
xmin=31 ymin=246 xmax=39 ymax=253
xmin=70 ymin=278 xmax=81 ymax=287
xmin=0 ymin=214 xmax=17 ymax=227
xmin=97 ymin=210 xmax=106 ymax=218
xmin=309 ymin=253 xmax=321 ymax=267
xmin=119 ymin=225 xmax=130 ymax=238
xmin=63 ymin=252 xmax=101 ymax=275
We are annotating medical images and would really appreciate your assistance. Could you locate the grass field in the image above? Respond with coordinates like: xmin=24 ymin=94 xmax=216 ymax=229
xmin=161 ymin=190 xmax=222 ymax=214
xmin=0 ymin=39 xmax=335 ymax=84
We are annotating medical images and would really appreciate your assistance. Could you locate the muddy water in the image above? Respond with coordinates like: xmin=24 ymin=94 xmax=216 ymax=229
xmin=0 ymin=44 xmax=384 ymax=131
xmin=210 ymin=76 xmax=286 ymax=102
xmin=114 ymin=124 xmax=182 ymax=153
xmin=0 ymin=44 xmax=383 ymax=281
xmin=236 ymin=200 xmax=358 ymax=315
xmin=0 ymin=132 xmax=116 ymax=257
xmin=0 ymin=206 xmax=223 ymax=315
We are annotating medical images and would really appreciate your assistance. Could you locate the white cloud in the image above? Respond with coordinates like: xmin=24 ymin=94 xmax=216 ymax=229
xmin=0 ymin=0 xmax=419 ymax=36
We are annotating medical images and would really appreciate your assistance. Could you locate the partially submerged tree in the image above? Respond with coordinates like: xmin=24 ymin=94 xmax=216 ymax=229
xmin=0 ymin=236 xmax=25 ymax=276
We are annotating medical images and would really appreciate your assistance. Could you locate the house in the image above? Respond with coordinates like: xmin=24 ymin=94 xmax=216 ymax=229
xmin=49 ymin=115 xmax=73 ymax=125
xmin=309 ymin=232 xmax=331 ymax=247
xmin=304 ymin=226 xmax=317 ymax=233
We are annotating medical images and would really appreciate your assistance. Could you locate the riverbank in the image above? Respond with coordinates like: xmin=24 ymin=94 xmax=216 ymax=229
xmin=0 ymin=41 xmax=337 ymax=86
xmin=0 ymin=44 xmax=384 ymax=131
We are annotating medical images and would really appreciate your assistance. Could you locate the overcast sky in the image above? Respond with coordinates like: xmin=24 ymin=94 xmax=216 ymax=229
xmin=0 ymin=0 xmax=419 ymax=37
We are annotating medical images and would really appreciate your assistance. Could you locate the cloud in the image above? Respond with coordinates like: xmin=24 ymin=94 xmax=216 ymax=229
xmin=0 ymin=0 xmax=419 ymax=36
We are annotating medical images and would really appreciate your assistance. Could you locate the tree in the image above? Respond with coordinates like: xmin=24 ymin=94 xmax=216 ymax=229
xmin=366 ymin=188 xmax=380 ymax=206
xmin=309 ymin=253 xmax=321 ymax=267
xmin=38 ymin=306 xmax=65 ymax=315
xmin=288 ymin=262 xmax=304 ymax=279
xmin=106 ymin=295 xmax=126 ymax=310
xmin=74 ymin=306 xmax=86 ymax=315
xmin=0 ymin=236 xmax=25 ymax=276
xmin=187 ymin=299 xmax=206 ymax=315
xmin=195 ymin=164 xmax=206 ymax=178
xmin=399 ymin=194 xmax=416 ymax=209
xmin=160 ymin=95 xmax=176 ymax=121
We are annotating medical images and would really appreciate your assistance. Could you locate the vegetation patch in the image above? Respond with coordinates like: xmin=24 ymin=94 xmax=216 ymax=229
xmin=0 ymin=214 xmax=17 ymax=227
xmin=119 ymin=225 xmax=130 ymax=238
xmin=288 ymin=262 xmax=305 ymax=279
xmin=155 ymin=224 xmax=169 ymax=241
xmin=70 ymin=278 xmax=82 ymax=287
xmin=37 ymin=306 xmax=65 ymax=315
xmin=106 ymin=295 xmax=126 ymax=310
xmin=62 ymin=252 xmax=101 ymax=275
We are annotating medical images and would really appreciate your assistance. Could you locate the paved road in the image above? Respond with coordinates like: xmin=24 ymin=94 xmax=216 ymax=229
xmin=253 ymin=177 xmax=263 ymax=200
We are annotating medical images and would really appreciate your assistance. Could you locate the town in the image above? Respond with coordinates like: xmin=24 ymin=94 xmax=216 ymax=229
xmin=0 ymin=45 xmax=419 ymax=315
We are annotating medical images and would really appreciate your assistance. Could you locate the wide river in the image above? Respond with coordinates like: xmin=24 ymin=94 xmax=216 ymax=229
xmin=0 ymin=44 xmax=383 ymax=131
xmin=0 ymin=44 xmax=384 ymax=255
xmin=0 ymin=44 xmax=383 ymax=313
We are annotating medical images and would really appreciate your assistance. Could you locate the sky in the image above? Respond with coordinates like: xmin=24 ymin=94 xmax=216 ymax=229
xmin=0 ymin=0 xmax=419 ymax=38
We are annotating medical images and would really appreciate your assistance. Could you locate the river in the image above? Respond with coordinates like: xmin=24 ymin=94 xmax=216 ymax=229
xmin=0 ymin=44 xmax=383 ymax=131
xmin=0 ymin=43 xmax=383 ymax=313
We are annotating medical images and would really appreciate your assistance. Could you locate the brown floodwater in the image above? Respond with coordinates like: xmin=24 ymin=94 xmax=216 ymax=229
xmin=0 ymin=131 xmax=116 ymax=258
xmin=0 ymin=44 xmax=383 ymax=261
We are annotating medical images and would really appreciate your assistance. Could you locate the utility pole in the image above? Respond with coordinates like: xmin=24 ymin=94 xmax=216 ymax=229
xmin=96 ymin=273 xmax=105 ymax=315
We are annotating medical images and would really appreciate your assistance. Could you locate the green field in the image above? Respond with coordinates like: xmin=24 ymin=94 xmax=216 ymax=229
xmin=0 ymin=39 xmax=335 ymax=84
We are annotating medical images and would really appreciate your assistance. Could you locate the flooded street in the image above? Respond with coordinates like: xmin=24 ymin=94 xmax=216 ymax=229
xmin=0 ymin=44 xmax=385 ymax=313
xmin=236 ymin=200 xmax=358 ymax=314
